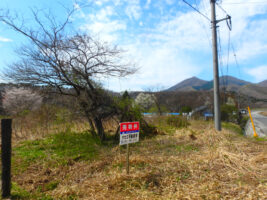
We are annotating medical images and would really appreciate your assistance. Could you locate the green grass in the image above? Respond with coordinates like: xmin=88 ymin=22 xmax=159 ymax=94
xmin=157 ymin=125 xmax=177 ymax=135
xmin=222 ymin=122 xmax=243 ymax=135
xmin=10 ymin=182 xmax=31 ymax=199
xmin=254 ymin=137 xmax=267 ymax=141
xmin=13 ymin=130 xmax=101 ymax=172
xmin=147 ymin=115 xmax=189 ymax=135
xmin=43 ymin=180 xmax=59 ymax=191
xmin=10 ymin=130 xmax=101 ymax=199
xmin=175 ymin=144 xmax=199 ymax=152
xmin=5 ymin=182 xmax=54 ymax=200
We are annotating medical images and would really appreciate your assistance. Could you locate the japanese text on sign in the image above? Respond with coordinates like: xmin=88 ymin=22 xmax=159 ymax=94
xmin=119 ymin=122 xmax=139 ymax=145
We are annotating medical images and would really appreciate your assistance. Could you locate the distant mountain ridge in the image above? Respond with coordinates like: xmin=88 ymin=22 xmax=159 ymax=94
xmin=167 ymin=75 xmax=266 ymax=92
xmin=167 ymin=77 xmax=206 ymax=91
xmin=258 ymin=80 xmax=267 ymax=87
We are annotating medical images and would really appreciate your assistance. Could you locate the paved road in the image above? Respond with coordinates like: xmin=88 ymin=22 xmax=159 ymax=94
xmin=245 ymin=111 xmax=267 ymax=137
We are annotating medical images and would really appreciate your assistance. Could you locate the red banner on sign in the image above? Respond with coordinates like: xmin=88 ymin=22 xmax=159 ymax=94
xmin=120 ymin=122 xmax=139 ymax=132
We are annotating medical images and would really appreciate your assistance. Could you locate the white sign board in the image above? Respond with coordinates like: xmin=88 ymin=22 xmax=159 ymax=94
xmin=119 ymin=122 xmax=140 ymax=145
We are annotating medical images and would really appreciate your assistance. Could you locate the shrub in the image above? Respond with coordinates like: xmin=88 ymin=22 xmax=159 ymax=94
xmin=166 ymin=115 xmax=189 ymax=128
xmin=221 ymin=104 xmax=238 ymax=122
xmin=239 ymin=116 xmax=249 ymax=130
xmin=180 ymin=106 xmax=192 ymax=114
xmin=135 ymin=92 xmax=155 ymax=111
xmin=2 ymin=87 xmax=42 ymax=116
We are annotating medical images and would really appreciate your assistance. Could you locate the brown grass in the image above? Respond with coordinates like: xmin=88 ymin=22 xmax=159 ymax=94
xmin=12 ymin=121 xmax=267 ymax=199
xmin=260 ymin=112 xmax=267 ymax=117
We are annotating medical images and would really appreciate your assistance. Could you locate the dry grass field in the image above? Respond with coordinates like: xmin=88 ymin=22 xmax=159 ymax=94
xmin=4 ymin=120 xmax=267 ymax=199
xmin=260 ymin=112 xmax=267 ymax=117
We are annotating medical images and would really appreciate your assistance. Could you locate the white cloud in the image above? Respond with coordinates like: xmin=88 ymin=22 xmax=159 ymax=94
xmin=80 ymin=6 xmax=126 ymax=42
xmin=145 ymin=0 xmax=151 ymax=9
xmin=246 ymin=66 xmax=267 ymax=82
xmin=78 ymin=0 xmax=267 ymax=91
xmin=95 ymin=0 xmax=110 ymax=6
xmin=82 ymin=20 xmax=126 ymax=42
xmin=234 ymin=41 xmax=267 ymax=62
xmin=153 ymin=11 xmax=211 ymax=51
xmin=73 ymin=3 xmax=81 ymax=10
xmin=165 ymin=0 xmax=175 ymax=5
xmin=0 ymin=36 xmax=12 ymax=42
xmin=216 ymin=0 xmax=267 ymax=63
xmin=125 ymin=0 xmax=141 ymax=20
xmin=89 ymin=6 xmax=114 ymax=21
xmin=105 ymin=42 xmax=202 ymax=91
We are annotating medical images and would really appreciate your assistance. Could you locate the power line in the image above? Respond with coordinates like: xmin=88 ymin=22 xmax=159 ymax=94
xmin=216 ymin=2 xmax=228 ymax=15
xmin=194 ymin=0 xmax=212 ymax=47
xmin=217 ymin=28 xmax=223 ymax=75
xmin=182 ymin=0 xmax=210 ymax=21
xmin=231 ymin=44 xmax=241 ymax=79
xmin=203 ymin=0 xmax=210 ymax=16
xmin=217 ymin=27 xmax=226 ymax=92
xmin=215 ymin=2 xmax=232 ymax=31
xmin=226 ymin=30 xmax=231 ymax=88
xmin=230 ymin=43 xmax=249 ymax=108
xmin=217 ymin=27 xmax=227 ymax=104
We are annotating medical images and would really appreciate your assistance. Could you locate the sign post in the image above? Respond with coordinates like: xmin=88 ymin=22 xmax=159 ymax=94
xmin=119 ymin=122 xmax=140 ymax=174
xmin=126 ymin=144 xmax=129 ymax=174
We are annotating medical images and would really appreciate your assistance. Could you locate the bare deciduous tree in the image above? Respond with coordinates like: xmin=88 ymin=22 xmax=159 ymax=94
xmin=0 ymin=7 xmax=136 ymax=141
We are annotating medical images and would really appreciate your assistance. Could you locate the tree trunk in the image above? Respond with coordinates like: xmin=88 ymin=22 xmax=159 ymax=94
xmin=115 ymin=125 xmax=120 ymax=141
xmin=93 ymin=117 xmax=105 ymax=141
xmin=79 ymin=101 xmax=97 ymax=137
xmin=87 ymin=117 xmax=97 ymax=137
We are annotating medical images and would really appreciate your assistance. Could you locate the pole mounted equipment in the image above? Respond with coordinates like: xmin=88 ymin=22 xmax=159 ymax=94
xmin=183 ymin=0 xmax=232 ymax=131
xmin=226 ymin=15 xmax=232 ymax=31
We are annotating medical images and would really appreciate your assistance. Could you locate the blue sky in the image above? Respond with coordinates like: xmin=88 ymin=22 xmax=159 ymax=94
xmin=1 ymin=0 xmax=267 ymax=91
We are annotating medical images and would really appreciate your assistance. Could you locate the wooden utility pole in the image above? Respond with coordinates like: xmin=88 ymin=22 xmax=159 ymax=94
xmin=210 ymin=0 xmax=221 ymax=131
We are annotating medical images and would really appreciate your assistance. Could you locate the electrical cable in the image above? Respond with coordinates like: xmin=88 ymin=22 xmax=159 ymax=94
xmin=231 ymin=42 xmax=247 ymax=108
xmin=217 ymin=27 xmax=228 ymax=103
xmin=231 ymin=44 xmax=241 ymax=79
xmin=203 ymin=0 xmax=211 ymax=16
xmin=217 ymin=28 xmax=224 ymax=82
xmin=194 ymin=0 xmax=212 ymax=47
xmin=216 ymin=2 xmax=228 ymax=14
xmin=182 ymin=0 xmax=210 ymax=21
xmin=215 ymin=2 xmax=232 ymax=31
xmin=226 ymin=30 xmax=231 ymax=90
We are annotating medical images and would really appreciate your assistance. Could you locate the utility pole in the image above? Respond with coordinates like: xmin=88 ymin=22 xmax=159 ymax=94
xmin=210 ymin=0 xmax=221 ymax=131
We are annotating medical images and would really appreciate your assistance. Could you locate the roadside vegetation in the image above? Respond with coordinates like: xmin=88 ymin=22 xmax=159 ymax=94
xmin=0 ymin=114 xmax=265 ymax=199
xmin=220 ymin=104 xmax=249 ymax=131
xmin=260 ymin=112 xmax=267 ymax=117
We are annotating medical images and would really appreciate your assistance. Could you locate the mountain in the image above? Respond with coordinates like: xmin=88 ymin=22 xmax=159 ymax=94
xmin=258 ymin=80 xmax=267 ymax=87
xmin=167 ymin=77 xmax=208 ymax=91
xmin=239 ymin=84 xmax=267 ymax=100
xmin=167 ymin=76 xmax=251 ymax=91
xmin=219 ymin=76 xmax=251 ymax=86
